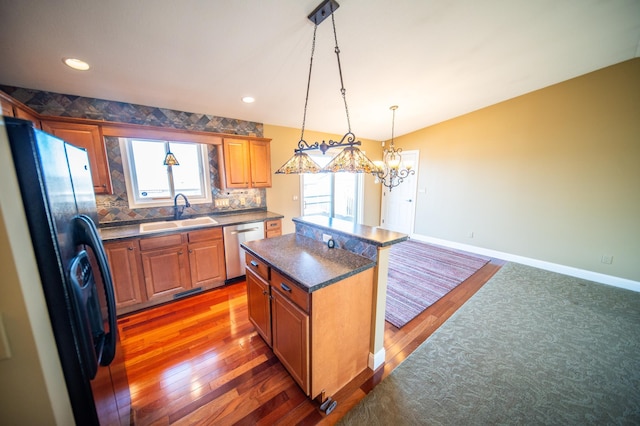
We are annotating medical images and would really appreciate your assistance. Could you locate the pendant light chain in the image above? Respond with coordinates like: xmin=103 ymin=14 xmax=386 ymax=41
xmin=299 ymin=24 xmax=319 ymax=145
xmin=331 ymin=14 xmax=352 ymax=134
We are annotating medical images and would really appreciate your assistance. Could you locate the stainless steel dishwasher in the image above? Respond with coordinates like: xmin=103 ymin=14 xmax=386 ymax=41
xmin=223 ymin=221 xmax=265 ymax=282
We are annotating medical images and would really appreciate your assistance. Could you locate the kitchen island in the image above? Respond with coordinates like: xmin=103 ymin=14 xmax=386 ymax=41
xmin=242 ymin=233 xmax=376 ymax=412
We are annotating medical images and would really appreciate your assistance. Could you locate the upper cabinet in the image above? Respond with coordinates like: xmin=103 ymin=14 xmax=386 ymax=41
xmin=41 ymin=120 xmax=113 ymax=194
xmin=222 ymin=138 xmax=272 ymax=189
xmin=1 ymin=92 xmax=41 ymax=129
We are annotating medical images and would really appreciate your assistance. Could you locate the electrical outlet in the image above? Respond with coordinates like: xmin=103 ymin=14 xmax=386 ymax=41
xmin=467 ymin=231 xmax=474 ymax=238
xmin=240 ymin=198 xmax=245 ymax=206
xmin=601 ymin=255 xmax=613 ymax=264
xmin=256 ymin=196 xmax=261 ymax=205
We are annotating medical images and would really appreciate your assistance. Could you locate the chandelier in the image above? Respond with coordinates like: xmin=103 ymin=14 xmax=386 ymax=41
xmin=373 ymin=106 xmax=415 ymax=191
xmin=275 ymin=0 xmax=377 ymax=175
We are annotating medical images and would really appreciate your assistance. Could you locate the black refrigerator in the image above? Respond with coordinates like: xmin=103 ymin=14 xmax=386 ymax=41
xmin=4 ymin=117 xmax=130 ymax=425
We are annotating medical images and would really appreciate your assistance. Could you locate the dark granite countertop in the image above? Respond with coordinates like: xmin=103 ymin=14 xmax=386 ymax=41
xmin=100 ymin=210 xmax=284 ymax=241
xmin=242 ymin=234 xmax=376 ymax=293
xmin=293 ymin=215 xmax=408 ymax=247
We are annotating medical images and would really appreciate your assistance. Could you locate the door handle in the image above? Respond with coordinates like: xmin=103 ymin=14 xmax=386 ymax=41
xmin=280 ymin=283 xmax=292 ymax=292
xmin=72 ymin=214 xmax=117 ymax=367
xmin=231 ymin=227 xmax=260 ymax=235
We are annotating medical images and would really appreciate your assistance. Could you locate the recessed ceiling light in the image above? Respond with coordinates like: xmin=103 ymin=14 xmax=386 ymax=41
xmin=241 ymin=96 xmax=255 ymax=104
xmin=63 ymin=58 xmax=90 ymax=71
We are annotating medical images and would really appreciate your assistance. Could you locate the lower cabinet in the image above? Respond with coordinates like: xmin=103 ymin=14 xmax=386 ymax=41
xmin=140 ymin=241 xmax=191 ymax=301
xmin=103 ymin=239 xmax=145 ymax=309
xmin=104 ymin=227 xmax=226 ymax=315
xmin=246 ymin=269 xmax=272 ymax=344
xmin=245 ymin=252 xmax=373 ymax=401
xmin=271 ymin=285 xmax=310 ymax=393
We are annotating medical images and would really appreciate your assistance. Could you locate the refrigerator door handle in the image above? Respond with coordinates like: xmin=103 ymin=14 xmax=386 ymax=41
xmin=72 ymin=214 xmax=118 ymax=366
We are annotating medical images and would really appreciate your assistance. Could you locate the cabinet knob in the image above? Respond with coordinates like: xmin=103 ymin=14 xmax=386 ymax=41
xmin=127 ymin=246 xmax=134 ymax=251
xmin=178 ymin=251 xmax=183 ymax=255
xmin=250 ymin=260 xmax=259 ymax=267
xmin=189 ymin=249 xmax=193 ymax=254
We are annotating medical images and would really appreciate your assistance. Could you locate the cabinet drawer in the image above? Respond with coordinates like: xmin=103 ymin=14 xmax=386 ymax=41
xmin=271 ymin=270 xmax=309 ymax=313
xmin=188 ymin=227 xmax=222 ymax=243
xmin=265 ymin=219 xmax=281 ymax=231
xmin=139 ymin=233 xmax=184 ymax=251
xmin=246 ymin=252 xmax=269 ymax=281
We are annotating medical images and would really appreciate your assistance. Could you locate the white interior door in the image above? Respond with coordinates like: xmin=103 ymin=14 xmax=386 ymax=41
xmin=379 ymin=150 xmax=419 ymax=235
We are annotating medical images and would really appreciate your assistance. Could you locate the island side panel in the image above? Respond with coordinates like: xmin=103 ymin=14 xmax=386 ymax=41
xmin=310 ymin=267 xmax=374 ymax=400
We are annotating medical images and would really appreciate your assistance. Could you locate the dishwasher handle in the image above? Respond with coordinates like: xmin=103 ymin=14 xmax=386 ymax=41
xmin=230 ymin=227 xmax=261 ymax=235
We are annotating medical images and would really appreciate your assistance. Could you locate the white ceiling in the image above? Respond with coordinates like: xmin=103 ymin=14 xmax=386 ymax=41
xmin=1 ymin=0 xmax=639 ymax=140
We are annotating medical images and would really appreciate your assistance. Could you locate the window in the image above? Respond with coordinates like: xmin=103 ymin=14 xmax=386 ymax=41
xmin=120 ymin=138 xmax=212 ymax=208
xmin=301 ymin=150 xmax=364 ymax=223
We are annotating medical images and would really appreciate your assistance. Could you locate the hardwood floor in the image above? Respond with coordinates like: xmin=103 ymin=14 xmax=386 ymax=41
xmin=118 ymin=259 xmax=505 ymax=425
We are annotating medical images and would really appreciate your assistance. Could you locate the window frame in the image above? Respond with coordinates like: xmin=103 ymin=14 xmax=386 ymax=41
xmin=119 ymin=137 xmax=212 ymax=208
xmin=299 ymin=149 xmax=364 ymax=223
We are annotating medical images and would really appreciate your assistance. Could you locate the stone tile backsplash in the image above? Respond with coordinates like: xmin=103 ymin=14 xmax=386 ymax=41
xmin=1 ymin=86 xmax=267 ymax=224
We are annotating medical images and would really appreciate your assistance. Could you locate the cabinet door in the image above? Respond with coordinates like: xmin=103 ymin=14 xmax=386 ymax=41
xmin=140 ymin=244 xmax=191 ymax=300
xmin=246 ymin=269 xmax=272 ymax=346
xmin=41 ymin=121 xmax=112 ymax=194
xmin=1 ymin=97 xmax=14 ymax=116
xmin=222 ymin=139 xmax=250 ymax=188
xmin=271 ymin=287 xmax=309 ymax=394
xmin=14 ymin=106 xmax=41 ymax=128
xmin=104 ymin=240 xmax=145 ymax=310
xmin=188 ymin=238 xmax=225 ymax=287
xmin=249 ymin=140 xmax=272 ymax=187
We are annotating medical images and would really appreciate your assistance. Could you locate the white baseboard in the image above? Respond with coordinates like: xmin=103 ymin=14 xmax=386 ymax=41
xmin=410 ymin=234 xmax=640 ymax=293
xmin=368 ymin=348 xmax=385 ymax=371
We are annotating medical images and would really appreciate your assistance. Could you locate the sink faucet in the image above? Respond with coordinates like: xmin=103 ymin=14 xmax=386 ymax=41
xmin=173 ymin=193 xmax=191 ymax=220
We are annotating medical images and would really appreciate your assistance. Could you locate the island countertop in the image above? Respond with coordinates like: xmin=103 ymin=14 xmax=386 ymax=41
xmin=242 ymin=233 xmax=376 ymax=293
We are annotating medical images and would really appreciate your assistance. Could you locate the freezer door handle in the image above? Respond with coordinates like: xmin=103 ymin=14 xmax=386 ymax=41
xmin=72 ymin=214 xmax=117 ymax=367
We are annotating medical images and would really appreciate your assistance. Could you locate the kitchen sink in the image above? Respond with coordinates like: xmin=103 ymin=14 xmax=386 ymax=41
xmin=139 ymin=216 xmax=218 ymax=233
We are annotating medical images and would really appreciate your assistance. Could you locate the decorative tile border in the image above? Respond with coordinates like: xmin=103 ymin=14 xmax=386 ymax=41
xmin=0 ymin=85 xmax=263 ymax=136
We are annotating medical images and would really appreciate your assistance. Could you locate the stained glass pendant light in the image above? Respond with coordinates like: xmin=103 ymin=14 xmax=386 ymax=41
xmin=275 ymin=0 xmax=377 ymax=175
xmin=163 ymin=143 xmax=179 ymax=166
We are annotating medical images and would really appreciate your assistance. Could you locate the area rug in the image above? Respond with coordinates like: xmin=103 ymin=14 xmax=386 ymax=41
xmin=340 ymin=263 xmax=640 ymax=425
xmin=385 ymin=240 xmax=490 ymax=328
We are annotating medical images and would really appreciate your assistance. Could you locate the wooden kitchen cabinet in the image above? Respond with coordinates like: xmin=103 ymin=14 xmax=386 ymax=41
xmin=271 ymin=285 xmax=310 ymax=394
xmin=41 ymin=120 xmax=112 ymax=194
xmin=187 ymin=228 xmax=226 ymax=287
xmin=265 ymin=219 xmax=282 ymax=238
xmin=103 ymin=239 xmax=146 ymax=310
xmin=140 ymin=234 xmax=191 ymax=300
xmin=106 ymin=227 xmax=227 ymax=314
xmin=249 ymin=139 xmax=272 ymax=187
xmin=246 ymin=269 xmax=272 ymax=345
xmin=1 ymin=91 xmax=41 ymax=128
xmin=222 ymin=138 xmax=272 ymax=188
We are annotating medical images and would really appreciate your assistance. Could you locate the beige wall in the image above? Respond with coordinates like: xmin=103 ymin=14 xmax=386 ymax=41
xmin=0 ymin=120 xmax=74 ymax=425
xmin=264 ymin=125 xmax=382 ymax=234
xmin=395 ymin=59 xmax=640 ymax=282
